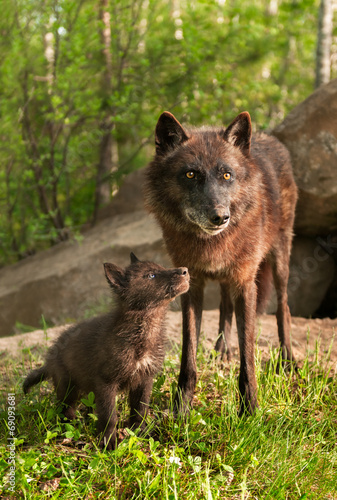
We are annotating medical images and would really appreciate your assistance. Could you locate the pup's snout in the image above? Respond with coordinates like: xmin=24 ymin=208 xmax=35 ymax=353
xmin=176 ymin=267 xmax=188 ymax=276
xmin=209 ymin=210 xmax=230 ymax=227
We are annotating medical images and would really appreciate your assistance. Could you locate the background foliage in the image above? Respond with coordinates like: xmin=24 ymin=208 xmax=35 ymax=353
xmin=0 ymin=0 xmax=333 ymax=265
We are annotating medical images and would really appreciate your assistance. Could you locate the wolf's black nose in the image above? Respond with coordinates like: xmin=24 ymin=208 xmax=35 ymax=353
xmin=210 ymin=212 xmax=230 ymax=226
xmin=210 ymin=214 xmax=223 ymax=226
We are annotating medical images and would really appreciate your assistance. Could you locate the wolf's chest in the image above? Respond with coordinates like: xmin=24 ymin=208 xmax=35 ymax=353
xmin=167 ymin=230 xmax=237 ymax=270
xmin=166 ymin=224 xmax=266 ymax=283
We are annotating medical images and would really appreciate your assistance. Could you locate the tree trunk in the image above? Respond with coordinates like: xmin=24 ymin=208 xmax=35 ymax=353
xmin=93 ymin=0 xmax=118 ymax=223
xmin=267 ymin=0 xmax=278 ymax=16
xmin=44 ymin=31 xmax=54 ymax=93
xmin=95 ymin=121 xmax=114 ymax=212
xmin=315 ymin=0 xmax=333 ymax=88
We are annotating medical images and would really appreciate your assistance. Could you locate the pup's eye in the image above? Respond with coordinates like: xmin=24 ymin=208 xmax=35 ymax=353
xmin=148 ymin=273 xmax=156 ymax=279
xmin=186 ymin=171 xmax=195 ymax=179
xmin=223 ymin=172 xmax=231 ymax=180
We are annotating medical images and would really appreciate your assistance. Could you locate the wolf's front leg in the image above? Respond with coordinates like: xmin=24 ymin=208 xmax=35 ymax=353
xmin=128 ymin=376 xmax=154 ymax=430
xmin=96 ymin=383 xmax=118 ymax=450
xmin=174 ymin=278 xmax=204 ymax=415
xmin=214 ymin=282 xmax=234 ymax=362
xmin=235 ymin=280 xmax=258 ymax=416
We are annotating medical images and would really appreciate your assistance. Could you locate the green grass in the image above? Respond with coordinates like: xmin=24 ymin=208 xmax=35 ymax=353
xmin=0 ymin=336 xmax=336 ymax=499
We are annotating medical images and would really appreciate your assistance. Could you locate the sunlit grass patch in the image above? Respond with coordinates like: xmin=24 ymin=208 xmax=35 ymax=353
xmin=0 ymin=333 xmax=336 ymax=499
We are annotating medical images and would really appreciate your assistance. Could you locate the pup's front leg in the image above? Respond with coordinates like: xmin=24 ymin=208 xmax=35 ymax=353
xmin=96 ymin=383 xmax=118 ymax=450
xmin=128 ymin=376 xmax=154 ymax=431
xmin=235 ymin=280 xmax=258 ymax=416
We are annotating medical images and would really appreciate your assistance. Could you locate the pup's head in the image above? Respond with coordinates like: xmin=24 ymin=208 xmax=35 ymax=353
xmin=145 ymin=111 xmax=259 ymax=237
xmin=104 ymin=253 xmax=190 ymax=309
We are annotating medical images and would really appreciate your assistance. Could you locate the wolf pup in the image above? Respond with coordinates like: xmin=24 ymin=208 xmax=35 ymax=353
xmin=23 ymin=253 xmax=190 ymax=449
xmin=145 ymin=111 xmax=297 ymax=416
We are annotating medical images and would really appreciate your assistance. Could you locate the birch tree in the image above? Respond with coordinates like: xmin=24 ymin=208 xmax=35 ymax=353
xmin=93 ymin=0 xmax=115 ymax=220
xmin=315 ymin=0 xmax=333 ymax=88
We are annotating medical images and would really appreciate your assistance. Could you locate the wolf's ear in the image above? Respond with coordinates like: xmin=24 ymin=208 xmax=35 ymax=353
xmin=130 ymin=252 xmax=140 ymax=264
xmin=155 ymin=112 xmax=189 ymax=155
xmin=222 ymin=112 xmax=251 ymax=155
xmin=104 ymin=263 xmax=126 ymax=290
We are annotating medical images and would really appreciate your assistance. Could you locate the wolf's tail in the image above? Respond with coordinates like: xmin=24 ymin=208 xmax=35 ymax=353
xmin=256 ymin=260 xmax=274 ymax=315
xmin=23 ymin=366 xmax=48 ymax=394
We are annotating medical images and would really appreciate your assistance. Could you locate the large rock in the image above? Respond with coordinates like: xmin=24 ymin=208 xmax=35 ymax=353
xmin=267 ymin=236 xmax=335 ymax=317
xmin=204 ymin=236 xmax=336 ymax=318
xmin=273 ymin=78 xmax=337 ymax=237
xmin=0 ymin=211 xmax=169 ymax=338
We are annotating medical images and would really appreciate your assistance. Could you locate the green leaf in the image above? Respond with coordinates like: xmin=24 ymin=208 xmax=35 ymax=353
xmin=81 ymin=392 xmax=96 ymax=407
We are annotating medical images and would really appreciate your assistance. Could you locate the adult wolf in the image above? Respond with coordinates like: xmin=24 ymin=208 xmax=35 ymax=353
xmin=145 ymin=111 xmax=297 ymax=415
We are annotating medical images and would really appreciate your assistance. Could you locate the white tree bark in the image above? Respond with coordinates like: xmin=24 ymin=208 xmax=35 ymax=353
xmin=315 ymin=0 xmax=333 ymax=88
xmin=44 ymin=31 xmax=54 ymax=93
xmin=94 ymin=0 xmax=116 ymax=220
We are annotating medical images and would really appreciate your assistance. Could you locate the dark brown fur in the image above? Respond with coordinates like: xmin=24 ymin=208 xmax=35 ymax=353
xmin=23 ymin=253 xmax=189 ymax=449
xmin=145 ymin=111 xmax=298 ymax=415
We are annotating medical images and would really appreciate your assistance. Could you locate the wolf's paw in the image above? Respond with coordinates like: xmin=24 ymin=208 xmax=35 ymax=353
xmin=99 ymin=432 xmax=117 ymax=451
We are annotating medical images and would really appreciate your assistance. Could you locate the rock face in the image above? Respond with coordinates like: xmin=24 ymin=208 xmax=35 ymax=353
xmin=205 ymin=236 xmax=336 ymax=318
xmin=273 ymin=78 xmax=337 ymax=237
xmin=267 ymin=236 xmax=335 ymax=317
xmin=0 ymin=211 xmax=170 ymax=338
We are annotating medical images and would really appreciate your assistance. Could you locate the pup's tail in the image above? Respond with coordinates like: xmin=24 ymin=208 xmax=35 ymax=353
xmin=23 ymin=366 xmax=48 ymax=394
xmin=256 ymin=260 xmax=274 ymax=315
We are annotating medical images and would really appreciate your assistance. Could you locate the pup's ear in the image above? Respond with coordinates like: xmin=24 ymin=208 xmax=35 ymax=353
xmin=222 ymin=112 xmax=251 ymax=155
xmin=104 ymin=263 xmax=126 ymax=290
xmin=155 ymin=111 xmax=189 ymax=155
xmin=130 ymin=252 xmax=140 ymax=264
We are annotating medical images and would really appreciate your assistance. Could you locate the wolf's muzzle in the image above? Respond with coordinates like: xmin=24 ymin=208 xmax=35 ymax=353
xmin=209 ymin=210 xmax=230 ymax=227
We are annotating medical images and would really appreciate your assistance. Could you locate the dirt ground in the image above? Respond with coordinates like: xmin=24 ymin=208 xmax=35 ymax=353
xmin=1 ymin=311 xmax=336 ymax=371
xmin=166 ymin=311 xmax=337 ymax=369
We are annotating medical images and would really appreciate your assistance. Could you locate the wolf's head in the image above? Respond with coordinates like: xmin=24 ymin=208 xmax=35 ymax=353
xmin=145 ymin=111 xmax=261 ymax=237
xmin=104 ymin=253 xmax=190 ymax=310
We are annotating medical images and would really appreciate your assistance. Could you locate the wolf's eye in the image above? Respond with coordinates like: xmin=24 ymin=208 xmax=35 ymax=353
xmin=148 ymin=273 xmax=156 ymax=279
xmin=223 ymin=172 xmax=231 ymax=180
xmin=186 ymin=171 xmax=195 ymax=179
